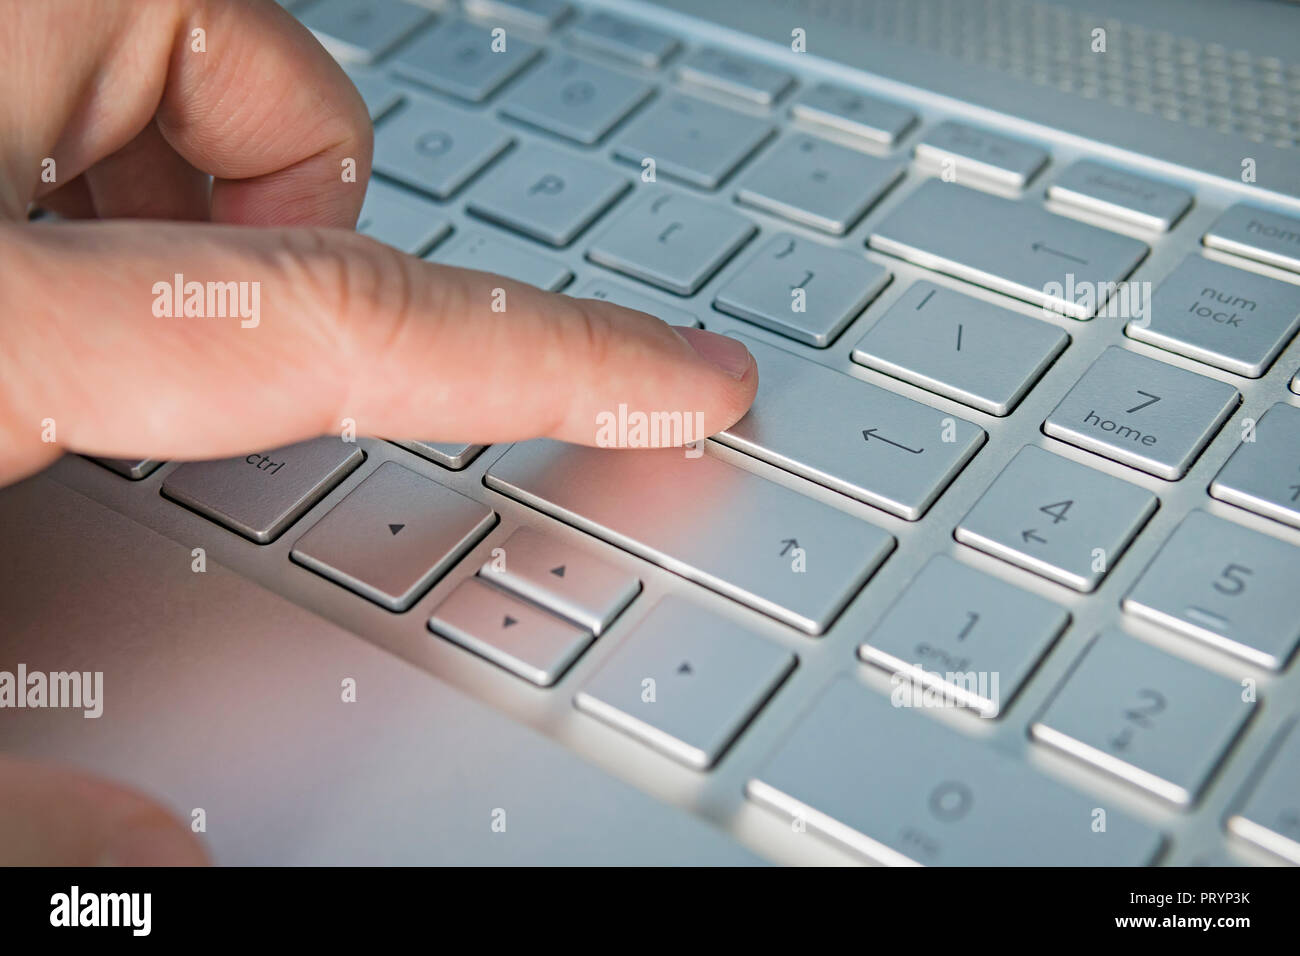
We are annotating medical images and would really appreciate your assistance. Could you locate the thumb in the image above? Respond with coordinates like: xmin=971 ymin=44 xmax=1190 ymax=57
xmin=0 ymin=220 xmax=757 ymax=482
xmin=0 ymin=755 xmax=208 ymax=865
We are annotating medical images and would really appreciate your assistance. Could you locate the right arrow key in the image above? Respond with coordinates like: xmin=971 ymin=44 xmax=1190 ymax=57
xmin=575 ymin=597 xmax=796 ymax=770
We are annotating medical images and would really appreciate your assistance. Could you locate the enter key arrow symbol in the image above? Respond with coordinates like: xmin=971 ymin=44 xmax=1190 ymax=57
xmin=862 ymin=428 xmax=924 ymax=455
xmin=1030 ymin=240 xmax=1088 ymax=265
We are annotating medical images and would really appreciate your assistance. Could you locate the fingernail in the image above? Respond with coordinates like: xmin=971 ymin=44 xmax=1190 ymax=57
xmin=675 ymin=327 xmax=753 ymax=380
xmin=102 ymin=819 xmax=209 ymax=867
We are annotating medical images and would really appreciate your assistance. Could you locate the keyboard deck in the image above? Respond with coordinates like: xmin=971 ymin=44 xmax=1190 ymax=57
xmin=59 ymin=0 xmax=1300 ymax=865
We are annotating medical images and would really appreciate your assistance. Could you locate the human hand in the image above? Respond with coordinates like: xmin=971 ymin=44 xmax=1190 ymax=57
xmin=0 ymin=0 xmax=756 ymax=863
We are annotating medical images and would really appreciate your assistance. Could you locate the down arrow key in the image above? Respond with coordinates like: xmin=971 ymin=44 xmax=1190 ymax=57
xmin=428 ymin=577 xmax=596 ymax=687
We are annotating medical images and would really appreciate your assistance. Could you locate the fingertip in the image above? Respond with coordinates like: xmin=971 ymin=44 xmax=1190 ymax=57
xmin=527 ymin=302 xmax=760 ymax=446
xmin=672 ymin=326 xmax=756 ymax=382
xmin=670 ymin=326 xmax=758 ymax=435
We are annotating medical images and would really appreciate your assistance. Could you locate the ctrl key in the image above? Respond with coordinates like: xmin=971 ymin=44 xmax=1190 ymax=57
xmin=747 ymin=679 xmax=1163 ymax=864
xmin=162 ymin=438 xmax=364 ymax=544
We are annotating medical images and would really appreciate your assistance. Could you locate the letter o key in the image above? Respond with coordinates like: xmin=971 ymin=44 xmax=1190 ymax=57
xmin=928 ymin=780 xmax=974 ymax=822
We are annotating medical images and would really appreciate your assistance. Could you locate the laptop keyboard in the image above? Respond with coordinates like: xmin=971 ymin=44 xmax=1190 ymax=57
xmin=73 ymin=0 xmax=1300 ymax=865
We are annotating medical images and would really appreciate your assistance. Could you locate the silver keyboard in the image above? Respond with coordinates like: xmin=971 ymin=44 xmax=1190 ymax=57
xmin=69 ymin=0 xmax=1300 ymax=866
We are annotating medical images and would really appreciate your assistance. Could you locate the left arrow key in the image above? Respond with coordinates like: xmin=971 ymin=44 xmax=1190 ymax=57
xmin=291 ymin=461 xmax=496 ymax=612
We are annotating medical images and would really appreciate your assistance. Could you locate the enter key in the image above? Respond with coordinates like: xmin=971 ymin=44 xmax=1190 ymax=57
xmin=717 ymin=335 xmax=985 ymax=520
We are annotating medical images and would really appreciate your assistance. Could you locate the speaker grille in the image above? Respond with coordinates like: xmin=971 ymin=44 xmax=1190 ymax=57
xmin=772 ymin=0 xmax=1300 ymax=147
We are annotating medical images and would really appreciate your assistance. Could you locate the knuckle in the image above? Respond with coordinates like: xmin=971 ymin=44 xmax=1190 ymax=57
xmin=271 ymin=230 xmax=426 ymax=432
xmin=560 ymin=297 xmax=617 ymax=369
xmin=542 ymin=298 xmax=620 ymax=437
xmin=276 ymin=228 xmax=419 ymax=356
